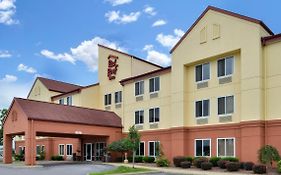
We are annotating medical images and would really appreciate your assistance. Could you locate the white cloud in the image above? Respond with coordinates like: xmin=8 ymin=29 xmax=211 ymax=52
xmin=142 ymin=44 xmax=154 ymax=51
xmin=0 ymin=74 xmax=17 ymax=82
xmin=17 ymin=64 xmax=37 ymax=74
xmin=0 ymin=0 xmax=18 ymax=25
xmin=41 ymin=37 xmax=125 ymax=72
xmin=143 ymin=6 xmax=156 ymax=16
xmin=156 ymin=28 xmax=185 ymax=48
xmin=0 ymin=50 xmax=12 ymax=58
xmin=105 ymin=10 xmax=141 ymax=24
xmin=143 ymin=45 xmax=170 ymax=66
xmin=105 ymin=0 xmax=132 ymax=6
xmin=152 ymin=19 xmax=167 ymax=27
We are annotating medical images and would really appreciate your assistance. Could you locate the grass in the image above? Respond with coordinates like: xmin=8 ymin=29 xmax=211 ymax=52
xmin=89 ymin=166 xmax=150 ymax=175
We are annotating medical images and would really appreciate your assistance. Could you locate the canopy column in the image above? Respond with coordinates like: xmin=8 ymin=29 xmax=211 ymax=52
xmin=25 ymin=120 xmax=36 ymax=165
xmin=3 ymin=134 xmax=13 ymax=164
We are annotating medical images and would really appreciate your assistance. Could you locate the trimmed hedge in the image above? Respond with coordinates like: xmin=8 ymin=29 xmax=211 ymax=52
xmin=135 ymin=156 xmax=143 ymax=163
xmin=240 ymin=162 xmax=245 ymax=169
xmin=217 ymin=160 xmax=229 ymax=169
xmin=194 ymin=157 xmax=208 ymax=168
xmin=173 ymin=156 xmax=186 ymax=167
xmin=209 ymin=157 xmax=221 ymax=167
xmin=221 ymin=157 xmax=239 ymax=162
xmin=185 ymin=156 xmax=193 ymax=163
xmin=51 ymin=155 xmax=64 ymax=161
xmin=244 ymin=162 xmax=255 ymax=171
xmin=143 ymin=156 xmax=155 ymax=163
xmin=226 ymin=162 xmax=240 ymax=172
xmin=156 ymin=157 xmax=169 ymax=167
xmin=253 ymin=164 xmax=266 ymax=174
xmin=180 ymin=161 xmax=192 ymax=169
xmin=201 ymin=162 xmax=213 ymax=170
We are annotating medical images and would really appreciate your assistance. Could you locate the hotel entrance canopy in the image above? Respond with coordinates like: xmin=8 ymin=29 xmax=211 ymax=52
xmin=3 ymin=98 xmax=122 ymax=165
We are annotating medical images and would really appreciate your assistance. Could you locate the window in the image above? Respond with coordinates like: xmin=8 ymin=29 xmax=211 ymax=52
xmin=148 ymin=141 xmax=160 ymax=157
xmin=135 ymin=110 xmax=144 ymax=125
xmin=149 ymin=77 xmax=160 ymax=93
xmin=41 ymin=145 xmax=45 ymax=153
xmin=104 ymin=94 xmax=112 ymax=106
xmin=59 ymin=98 xmax=64 ymax=105
xmin=217 ymin=138 xmax=235 ymax=157
xmin=136 ymin=142 xmax=145 ymax=156
xmin=66 ymin=96 xmax=72 ymax=105
xmin=218 ymin=56 xmax=234 ymax=77
xmin=135 ymin=81 xmax=144 ymax=96
xmin=149 ymin=108 xmax=160 ymax=123
xmin=58 ymin=144 xmax=65 ymax=156
xmin=36 ymin=145 xmax=41 ymax=155
xmin=195 ymin=139 xmax=211 ymax=157
xmin=195 ymin=100 xmax=209 ymax=117
xmin=66 ymin=144 xmax=73 ymax=156
xmin=115 ymin=91 xmax=122 ymax=104
xmin=195 ymin=63 xmax=210 ymax=82
xmin=218 ymin=96 xmax=234 ymax=115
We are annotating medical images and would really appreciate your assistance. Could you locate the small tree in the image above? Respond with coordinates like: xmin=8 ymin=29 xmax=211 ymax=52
xmin=0 ymin=109 xmax=8 ymax=145
xmin=258 ymin=145 xmax=280 ymax=167
xmin=108 ymin=138 xmax=132 ymax=160
xmin=128 ymin=125 xmax=140 ymax=168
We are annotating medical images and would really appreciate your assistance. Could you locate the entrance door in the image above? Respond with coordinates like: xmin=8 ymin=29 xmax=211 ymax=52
xmin=85 ymin=143 xmax=92 ymax=161
xmin=95 ymin=142 xmax=106 ymax=161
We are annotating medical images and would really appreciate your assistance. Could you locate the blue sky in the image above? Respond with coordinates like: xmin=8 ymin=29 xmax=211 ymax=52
xmin=0 ymin=0 xmax=281 ymax=108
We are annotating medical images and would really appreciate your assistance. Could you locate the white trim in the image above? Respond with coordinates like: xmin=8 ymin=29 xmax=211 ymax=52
xmin=66 ymin=144 xmax=73 ymax=156
xmin=85 ymin=143 xmax=92 ymax=161
xmin=194 ymin=138 xmax=211 ymax=157
xmin=148 ymin=141 xmax=160 ymax=157
xmin=104 ymin=93 xmax=112 ymax=106
xmin=217 ymin=56 xmax=235 ymax=78
xmin=217 ymin=95 xmax=235 ymax=116
xmin=58 ymin=144 xmax=65 ymax=156
xmin=134 ymin=80 xmax=145 ymax=97
xmin=137 ymin=141 xmax=145 ymax=156
xmin=194 ymin=99 xmax=210 ymax=118
xmin=148 ymin=107 xmax=160 ymax=124
xmin=149 ymin=76 xmax=160 ymax=94
xmin=114 ymin=91 xmax=122 ymax=104
xmin=195 ymin=62 xmax=211 ymax=83
xmin=216 ymin=137 xmax=236 ymax=157
xmin=134 ymin=110 xmax=144 ymax=125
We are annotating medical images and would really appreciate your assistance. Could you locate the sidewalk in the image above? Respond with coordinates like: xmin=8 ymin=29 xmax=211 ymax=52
xmin=105 ymin=163 xmax=254 ymax=175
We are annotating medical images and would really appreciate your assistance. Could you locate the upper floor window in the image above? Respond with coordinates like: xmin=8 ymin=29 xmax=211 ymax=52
xmin=195 ymin=99 xmax=209 ymax=118
xmin=59 ymin=98 xmax=64 ymax=105
xmin=135 ymin=81 xmax=144 ymax=96
xmin=149 ymin=107 xmax=160 ymax=123
xmin=195 ymin=63 xmax=210 ymax=82
xmin=135 ymin=110 xmax=144 ymax=125
xmin=149 ymin=77 xmax=160 ymax=93
xmin=218 ymin=56 xmax=234 ymax=77
xmin=104 ymin=94 xmax=111 ymax=106
xmin=66 ymin=96 xmax=72 ymax=105
xmin=115 ymin=91 xmax=122 ymax=104
xmin=218 ymin=96 xmax=234 ymax=115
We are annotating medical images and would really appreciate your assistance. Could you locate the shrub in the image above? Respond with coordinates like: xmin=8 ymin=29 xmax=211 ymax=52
xmin=218 ymin=160 xmax=229 ymax=169
xmin=156 ymin=157 xmax=169 ymax=167
xmin=173 ymin=156 xmax=187 ymax=167
xmin=127 ymin=157 xmax=133 ymax=162
xmin=135 ymin=156 xmax=143 ymax=163
xmin=240 ymin=162 xmax=245 ymax=169
xmin=143 ymin=156 xmax=155 ymax=163
xmin=277 ymin=160 xmax=281 ymax=173
xmin=51 ymin=155 xmax=64 ymax=161
xmin=258 ymin=145 xmax=280 ymax=167
xmin=180 ymin=161 xmax=192 ymax=169
xmin=221 ymin=157 xmax=239 ymax=162
xmin=226 ymin=162 xmax=240 ymax=172
xmin=115 ymin=157 xmax=123 ymax=162
xmin=193 ymin=157 xmax=208 ymax=168
xmin=244 ymin=162 xmax=255 ymax=171
xmin=185 ymin=156 xmax=193 ymax=163
xmin=253 ymin=164 xmax=267 ymax=174
xmin=209 ymin=157 xmax=221 ymax=167
xmin=14 ymin=154 xmax=24 ymax=161
xmin=201 ymin=162 xmax=213 ymax=170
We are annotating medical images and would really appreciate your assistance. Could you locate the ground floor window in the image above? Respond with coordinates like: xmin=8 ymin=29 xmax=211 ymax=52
xmin=41 ymin=145 xmax=45 ymax=153
xmin=136 ymin=142 xmax=145 ymax=156
xmin=148 ymin=141 xmax=160 ymax=157
xmin=36 ymin=145 xmax=41 ymax=155
xmin=195 ymin=139 xmax=211 ymax=157
xmin=217 ymin=138 xmax=235 ymax=157
xmin=58 ymin=144 xmax=65 ymax=156
xmin=66 ymin=144 xmax=73 ymax=156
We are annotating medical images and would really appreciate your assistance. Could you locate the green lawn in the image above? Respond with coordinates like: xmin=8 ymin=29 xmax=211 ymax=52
xmin=89 ymin=166 xmax=150 ymax=175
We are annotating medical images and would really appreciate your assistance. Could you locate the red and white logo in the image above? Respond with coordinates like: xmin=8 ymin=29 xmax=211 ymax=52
xmin=107 ymin=55 xmax=118 ymax=80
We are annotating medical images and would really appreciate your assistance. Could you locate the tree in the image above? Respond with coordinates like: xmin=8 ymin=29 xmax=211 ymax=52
xmin=258 ymin=145 xmax=280 ymax=167
xmin=108 ymin=138 xmax=132 ymax=160
xmin=0 ymin=109 xmax=8 ymax=145
xmin=128 ymin=125 xmax=140 ymax=168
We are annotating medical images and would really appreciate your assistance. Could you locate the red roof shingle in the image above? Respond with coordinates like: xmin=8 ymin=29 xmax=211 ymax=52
xmin=38 ymin=77 xmax=82 ymax=93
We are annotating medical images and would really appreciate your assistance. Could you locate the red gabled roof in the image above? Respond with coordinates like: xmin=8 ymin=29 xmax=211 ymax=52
xmin=170 ymin=6 xmax=274 ymax=53
xmin=261 ymin=33 xmax=281 ymax=46
xmin=13 ymin=98 xmax=122 ymax=128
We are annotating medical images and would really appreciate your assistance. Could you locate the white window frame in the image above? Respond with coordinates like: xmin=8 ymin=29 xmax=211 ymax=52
xmin=195 ymin=99 xmax=210 ymax=118
xmin=59 ymin=98 xmax=64 ymax=105
xmin=217 ymin=56 xmax=235 ymax=78
xmin=104 ymin=93 xmax=112 ymax=106
xmin=66 ymin=96 xmax=72 ymax=105
xmin=194 ymin=139 xmax=211 ymax=157
xmin=134 ymin=110 xmax=144 ymax=125
xmin=217 ymin=137 xmax=236 ymax=157
xmin=36 ymin=145 xmax=41 ymax=155
xmin=41 ymin=145 xmax=45 ymax=152
xmin=149 ymin=107 xmax=160 ymax=123
xmin=148 ymin=141 xmax=160 ymax=157
xmin=136 ymin=141 xmax=145 ymax=156
xmin=58 ymin=144 xmax=65 ymax=156
xmin=195 ymin=62 xmax=210 ymax=83
xmin=218 ymin=95 xmax=235 ymax=117
xmin=149 ymin=76 xmax=160 ymax=93
xmin=135 ymin=80 xmax=144 ymax=97
xmin=114 ymin=91 xmax=122 ymax=104
xmin=66 ymin=144 xmax=73 ymax=156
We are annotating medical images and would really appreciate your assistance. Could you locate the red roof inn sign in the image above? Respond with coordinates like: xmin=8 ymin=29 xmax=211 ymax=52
xmin=107 ymin=55 xmax=118 ymax=80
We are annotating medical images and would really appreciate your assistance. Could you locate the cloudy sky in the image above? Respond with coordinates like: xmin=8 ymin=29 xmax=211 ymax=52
xmin=0 ymin=0 xmax=281 ymax=108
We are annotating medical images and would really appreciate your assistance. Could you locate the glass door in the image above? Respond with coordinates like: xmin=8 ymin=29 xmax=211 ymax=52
xmin=95 ymin=142 xmax=106 ymax=161
xmin=85 ymin=143 xmax=92 ymax=161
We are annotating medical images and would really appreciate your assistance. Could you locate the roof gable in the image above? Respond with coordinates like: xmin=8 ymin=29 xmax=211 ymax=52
xmin=37 ymin=77 xmax=82 ymax=93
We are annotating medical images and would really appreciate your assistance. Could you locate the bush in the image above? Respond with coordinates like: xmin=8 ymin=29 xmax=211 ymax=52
xmin=14 ymin=154 xmax=24 ymax=161
xmin=51 ymin=155 xmax=64 ymax=161
xmin=173 ymin=156 xmax=187 ymax=167
xmin=240 ymin=162 xmax=245 ymax=169
xmin=209 ymin=157 xmax=221 ymax=167
xmin=193 ymin=157 xmax=208 ymax=168
xmin=143 ymin=156 xmax=155 ymax=163
xmin=180 ymin=161 xmax=192 ymax=169
xmin=218 ymin=160 xmax=229 ymax=169
xmin=135 ymin=156 xmax=143 ymax=163
xmin=278 ymin=160 xmax=281 ymax=173
xmin=244 ymin=162 xmax=255 ymax=171
xmin=201 ymin=162 xmax=213 ymax=170
xmin=156 ymin=157 xmax=169 ymax=167
xmin=221 ymin=157 xmax=239 ymax=162
xmin=114 ymin=157 xmax=123 ymax=162
xmin=226 ymin=162 xmax=240 ymax=172
xmin=253 ymin=164 xmax=267 ymax=174
xmin=185 ymin=156 xmax=193 ymax=163
xmin=258 ymin=145 xmax=280 ymax=167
